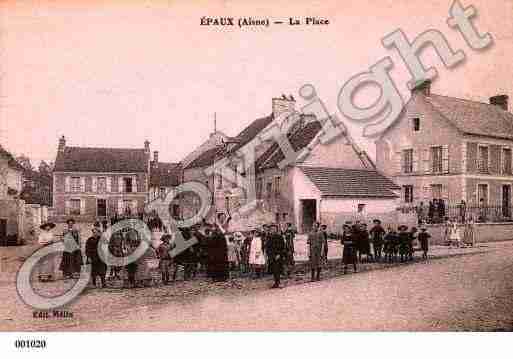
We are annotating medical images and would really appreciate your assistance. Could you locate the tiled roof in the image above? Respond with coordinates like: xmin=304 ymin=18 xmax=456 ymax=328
xmin=231 ymin=115 xmax=274 ymax=152
xmin=256 ymin=120 xmax=323 ymax=171
xmin=54 ymin=147 xmax=149 ymax=173
xmin=425 ymin=94 xmax=513 ymax=140
xmin=300 ymin=166 xmax=400 ymax=198
xmin=185 ymin=115 xmax=274 ymax=169
xmin=0 ymin=146 xmax=24 ymax=171
xmin=150 ymin=161 xmax=181 ymax=187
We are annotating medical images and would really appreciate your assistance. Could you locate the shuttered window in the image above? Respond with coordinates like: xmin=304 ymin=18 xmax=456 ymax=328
xmin=403 ymin=185 xmax=414 ymax=203
xmin=431 ymin=146 xmax=443 ymax=173
xmin=69 ymin=199 xmax=81 ymax=215
xmin=478 ymin=145 xmax=489 ymax=173
xmin=70 ymin=177 xmax=81 ymax=193
xmin=502 ymin=148 xmax=512 ymax=174
xmin=402 ymin=149 xmax=413 ymax=173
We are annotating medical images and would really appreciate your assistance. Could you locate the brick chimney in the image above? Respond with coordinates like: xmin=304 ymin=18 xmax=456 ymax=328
xmin=272 ymin=94 xmax=296 ymax=119
xmin=58 ymin=135 xmax=66 ymax=153
xmin=144 ymin=140 xmax=150 ymax=153
xmin=153 ymin=151 xmax=159 ymax=164
xmin=489 ymin=95 xmax=508 ymax=111
xmin=411 ymin=79 xmax=431 ymax=96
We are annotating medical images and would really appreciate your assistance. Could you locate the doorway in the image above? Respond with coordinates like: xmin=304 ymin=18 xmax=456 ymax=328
xmin=97 ymin=198 xmax=107 ymax=217
xmin=502 ymin=185 xmax=511 ymax=218
xmin=301 ymin=199 xmax=317 ymax=233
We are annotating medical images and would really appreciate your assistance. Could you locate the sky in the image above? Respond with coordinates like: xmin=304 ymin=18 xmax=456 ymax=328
xmin=1 ymin=0 xmax=512 ymax=166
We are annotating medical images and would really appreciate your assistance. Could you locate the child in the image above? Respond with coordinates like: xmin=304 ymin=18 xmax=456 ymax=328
xmin=383 ymin=227 xmax=395 ymax=263
xmin=418 ymin=226 xmax=431 ymax=259
xmin=157 ymin=234 xmax=173 ymax=284
xmin=398 ymin=225 xmax=410 ymax=263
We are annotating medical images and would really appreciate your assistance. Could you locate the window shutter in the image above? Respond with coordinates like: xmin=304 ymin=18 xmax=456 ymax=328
xmin=80 ymin=199 xmax=85 ymax=215
xmin=65 ymin=176 xmax=70 ymax=192
xmin=92 ymin=177 xmax=97 ymax=192
xmin=412 ymin=150 xmax=419 ymax=173
xmin=107 ymin=177 xmax=112 ymax=193
xmin=132 ymin=176 xmax=137 ymax=193
xmin=423 ymin=148 xmax=431 ymax=174
xmin=118 ymin=199 xmax=123 ymax=214
xmin=442 ymin=145 xmax=449 ymax=173
xmin=65 ymin=200 xmax=70 ymax=215
xmin=394 ymin=151 xmax=402 ymax=174
xmin=118 ymin=177 xmax=123 ymax=193
xmin=80 ymin=177 xmax=86 ymax=192
xmin=442 ymin=185 xmax=449 ymax=201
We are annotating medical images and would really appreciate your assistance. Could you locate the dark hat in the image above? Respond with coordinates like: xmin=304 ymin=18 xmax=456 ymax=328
xmin=93 ymin=221 xmax=101 ymax=228
xmin=40 ymin=222 xmax=56 ymax=230
xmin=161 ymin=234 xmax=172 ymax=242
xmin=373 ymin=219 xmax=382 ymax=224
xmin=398 ymin=225 xmax=408 ymax=231
xmin=66 ymin=218 xmax=76 ymax=225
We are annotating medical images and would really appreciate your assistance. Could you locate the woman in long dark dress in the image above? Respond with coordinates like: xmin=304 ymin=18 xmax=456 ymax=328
xmin=341 ymin=225 xmax=357 ymax=274
xmin=206 ymin=226 xmax=229 ymax=282
xmin=60 ymin=218 xmax=83 ymax=279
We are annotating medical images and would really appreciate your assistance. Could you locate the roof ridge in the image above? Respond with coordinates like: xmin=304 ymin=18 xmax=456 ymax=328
xmin=429 ymin=93 xmax=508 ymax=109
xmin=66 ymin=146 xmax=146 ymax=151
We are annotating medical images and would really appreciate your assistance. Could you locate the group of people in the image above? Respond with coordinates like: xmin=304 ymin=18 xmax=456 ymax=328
xmin=37 ymin=212 xmax=438 ymax=290
xmin=339 ymin=220 xmax=432 ymax=274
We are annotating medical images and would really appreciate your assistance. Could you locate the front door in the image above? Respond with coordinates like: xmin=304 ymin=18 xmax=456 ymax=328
xmin=0 ymin=219 xmax=7 ymax=240
xmin=301 ymin=199 xmax=317 ymax=233
xmin=502 ymin=185 xmax=511 ymax=218
xmin=97 ymin=199 xmax=107 ymax=217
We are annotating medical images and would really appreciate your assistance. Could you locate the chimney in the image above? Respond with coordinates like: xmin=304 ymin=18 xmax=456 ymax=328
xmin=58 ymin=135 xmax=66 ymax=153
xmin=153 ymin=151 xmax=159 ymax=164
xmin=411 ymin=79 xmax=431 ymax=96
xmin=272 ymin=95 xmax=296 ymax=119
xmin=490 ymin=95 xmax=508 ymax=111
xmin=144 ymin=140 xmax=150 ymax=153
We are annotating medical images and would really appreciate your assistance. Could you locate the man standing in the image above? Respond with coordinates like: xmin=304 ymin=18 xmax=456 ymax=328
xmin=85 ymin=226 xmax=107 ymax=288
xmin=307 ymin=222 xmax=325 ymax=281
xmin=283 ymin=223 xmax=296 ymax=277
xmin=266 ymin=224 xmax=285 ymax=289
xmin=321 ymin=224 xmax=329 ymax=264
xmin=60 ymin=218 xmax=83 ymax=279
xmin=369 ymin=219 xmax=385 ymax=261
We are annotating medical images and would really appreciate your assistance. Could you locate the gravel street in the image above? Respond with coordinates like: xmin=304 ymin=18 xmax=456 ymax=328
xmin=1 ymin=241 xmax=513 ymax=331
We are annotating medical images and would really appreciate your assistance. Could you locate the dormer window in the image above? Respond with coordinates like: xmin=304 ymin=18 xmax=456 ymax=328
xmin=412 ymin=117 xmax=420 ymax=131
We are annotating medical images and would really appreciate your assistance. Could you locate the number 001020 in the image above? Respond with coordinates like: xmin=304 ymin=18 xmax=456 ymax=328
xmin=14 ymin=339 xmax=47 ymax=349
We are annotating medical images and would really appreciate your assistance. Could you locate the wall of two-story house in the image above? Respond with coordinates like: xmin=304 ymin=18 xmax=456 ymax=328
xmin=53 ymin=172 xmax=148 ymax=222
xmin=376 ymin=94 xmax=465 ymax=204
xmin=463 ymin=136 xmax=513 ymax=208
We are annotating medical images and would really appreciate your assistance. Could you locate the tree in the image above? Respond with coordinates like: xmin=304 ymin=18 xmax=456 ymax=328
xmin=38 ymin=160 xmax=53 ymax=177
xmin=15 ymin=154 xmax=33 ymax=171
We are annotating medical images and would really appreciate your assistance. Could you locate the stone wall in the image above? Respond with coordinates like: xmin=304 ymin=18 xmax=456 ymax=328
xmin=425 ymin=222 xmax=513 ymax=245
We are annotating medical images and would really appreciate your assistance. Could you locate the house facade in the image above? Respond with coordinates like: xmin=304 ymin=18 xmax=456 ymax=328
xmin=52 ymin=136 xmax=150 ymax=222
xmin=0 ymin=146 xmax=25 ymax=243
xmin=376 ymin=80 xmax=513 ymax=220
xmin=181 ymin=95 xmax=398 ymax=233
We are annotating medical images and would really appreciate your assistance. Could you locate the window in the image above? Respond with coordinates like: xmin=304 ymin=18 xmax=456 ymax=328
xmin=275 ymin=213 xmax=281 ymax=223
xmin=502 ymin=148 xmax=512 ymax=174
xmin=69 ymin=199 xmax=81 ymax=215
xmin=478 ymin=184 xmax=489 ymax=204
xmin=97 ymin=177 xmax=107 ymax=193
xmin=123 ymin=177 xmax=133 ymax=193
xmin=403 ymin=185 xmax=414 ymax=203
xmin=266 ymin=182 xmax=272 ymax=197
xmin=256 ymin=178 xmax=263 ymax=199
xmin=402 ymin=149 xmax=414 ymax=173
xmin=172 ymin=204 xmax=180 ymax=218
xmin=123 ymin=199 xmax=134 ymax=215
xmin=357 ymin=203 xmax=366 ymax=213
xmin=282 ymin=213 xmax=288 ymax=221
xmin=478 ymin=145 xmax=489 ymax=173
xmin=70 ymin=177 xmax=81 ymax=193
xmin=412 ymin=117 xmax=420 ymax=131
xmin=216 ymin=171 xmax=223 ymax=189
xmin=273 ymin=176 xmax=281 ymax=196
xmin=431 ymin=146 xmax=443 ymax=173
xmin=431 ymin=184 xmax=442 ymax=199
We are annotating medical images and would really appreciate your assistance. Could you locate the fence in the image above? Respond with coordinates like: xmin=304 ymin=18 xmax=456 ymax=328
xmin=396 ymin=202 xmax=513 ymax=224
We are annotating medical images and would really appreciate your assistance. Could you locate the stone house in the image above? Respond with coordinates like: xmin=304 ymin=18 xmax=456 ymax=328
xmin=182 ymin=96 xmax=399 ymax=232
xmin=376 ymin=80 xmax=513 ymax=220
xmin=253 ymin=118 xmax=398 ymax=233
xmin=148 ymin=150 xmax=182 ymax=217
xmin=0 ymin=146 xmax=25 ymax=243
xmin=52 ymin=136 xmax=150 ymax=222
